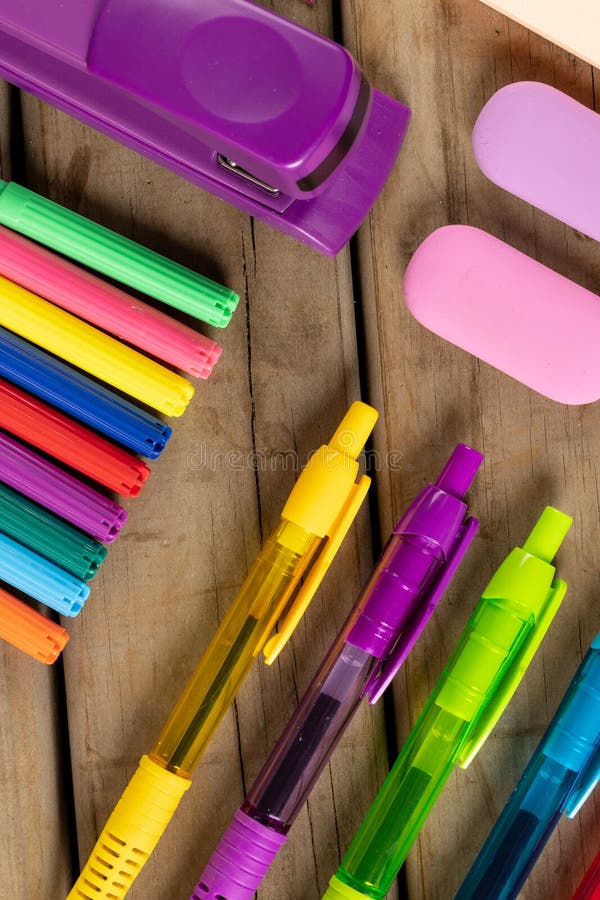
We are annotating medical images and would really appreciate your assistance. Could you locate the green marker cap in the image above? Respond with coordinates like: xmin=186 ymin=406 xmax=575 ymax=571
xmin=0 ymin=180 xmax=239 ymax=328
xmin=0 ymin=482 xmax=107 ymax=580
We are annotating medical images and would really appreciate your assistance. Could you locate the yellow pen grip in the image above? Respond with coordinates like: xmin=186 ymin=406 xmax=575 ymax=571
xmin=67 ymin=756 xmax=190 ymax=900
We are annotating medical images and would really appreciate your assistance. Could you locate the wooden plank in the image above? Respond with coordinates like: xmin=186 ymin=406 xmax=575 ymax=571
xmin=0 ymin=80 xmax=73 ymax=900
xmin=0 ymin=632 xmax=74 ymax=899
xmin=0 ymin=84 xmax=71 ymax=900
xmin=341 ymin=0 xmax=600 ymax=898
xmin=15 ymin=2 xmax=396 ymax=897
xmin=0 ymin=643 xmax=71 ymax=900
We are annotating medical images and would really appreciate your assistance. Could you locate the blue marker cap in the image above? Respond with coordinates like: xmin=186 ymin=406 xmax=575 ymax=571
xmin=0 ymin=326 xmax=171 ymax=458
xmin=0 ymin=530 xmax=90 ymax=616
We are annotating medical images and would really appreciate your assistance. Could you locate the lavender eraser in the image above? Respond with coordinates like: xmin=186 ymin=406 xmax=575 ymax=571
xmin=403 ymin=225 xmax=600 ymax=405
xmin=473 ymin=82 xmax=600 ymax=242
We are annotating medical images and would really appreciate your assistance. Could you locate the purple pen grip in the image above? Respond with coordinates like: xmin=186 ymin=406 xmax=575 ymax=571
xmin=193 ymin=810 xmax=286 ymax=900
xmin=0 ymin=431 xmax=127 ymax=542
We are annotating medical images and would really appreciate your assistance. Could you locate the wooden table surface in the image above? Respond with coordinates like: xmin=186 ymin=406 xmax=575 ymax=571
xmin=2 ymin=1 xmax=600 ymax=898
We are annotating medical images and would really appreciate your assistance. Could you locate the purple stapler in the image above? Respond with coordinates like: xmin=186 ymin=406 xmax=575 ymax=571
xmin=0 ymin=0 xmax=411 ymax=255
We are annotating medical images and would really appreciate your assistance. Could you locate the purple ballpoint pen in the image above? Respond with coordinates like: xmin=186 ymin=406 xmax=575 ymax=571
xmin=0 ymin=430 xmax=127 ymax=542
xmin=193 ymin=443 xmax=483 ymax=900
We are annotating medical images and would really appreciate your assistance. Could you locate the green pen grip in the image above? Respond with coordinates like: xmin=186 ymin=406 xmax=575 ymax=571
xmin=0 ymin=181 xmax=239 ymax=328
xmin=0 ymin=482 xmax=107 ymax=580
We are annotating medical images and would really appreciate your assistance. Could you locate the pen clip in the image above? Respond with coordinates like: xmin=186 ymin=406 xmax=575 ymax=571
xmin=263 ymin=475 xmax=371 ymax=665
xmin=365 ymin=516 xmax=479 ymax=705
xmin=459 ymin=576 xmax=568 ymax=768
xmin=566 ymin=743 xmax=600 ymax=818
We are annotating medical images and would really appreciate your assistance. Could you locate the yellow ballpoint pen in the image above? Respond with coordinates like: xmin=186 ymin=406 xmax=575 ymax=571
xmin=68 ymin=401 xmax=378 ymax=900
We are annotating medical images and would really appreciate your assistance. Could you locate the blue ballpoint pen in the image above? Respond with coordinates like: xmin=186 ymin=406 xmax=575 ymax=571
xmin=456 ymin=632 xmax=600 ymax=900
xmin=0 ymin=326 xmax=171 ymax=458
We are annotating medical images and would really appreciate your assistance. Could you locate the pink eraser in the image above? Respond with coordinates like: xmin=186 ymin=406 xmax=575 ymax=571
xmin=473 ymin=82 xmax=600 ymax=242
xmin=403 ymin=225 xmax=600 ymax=404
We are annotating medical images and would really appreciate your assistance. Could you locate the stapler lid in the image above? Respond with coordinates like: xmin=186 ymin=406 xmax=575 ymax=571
xmin=0 ymin=0 xmax=104 ymax=60
xmin=88 ymin=0 xmax=365 ymax=195
xmin=0 ymin=0 xmax=411 ymax=255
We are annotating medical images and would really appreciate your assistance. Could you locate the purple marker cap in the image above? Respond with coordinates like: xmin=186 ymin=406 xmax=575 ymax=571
xmin=347 ymin=443 xmax=483 ymax=704
xmin=0 ymin=430 xmax=127 ymax=543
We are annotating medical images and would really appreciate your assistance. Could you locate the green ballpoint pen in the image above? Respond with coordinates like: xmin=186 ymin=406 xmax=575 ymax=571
xmin=323 ymin=505 xmax=572 ymax=900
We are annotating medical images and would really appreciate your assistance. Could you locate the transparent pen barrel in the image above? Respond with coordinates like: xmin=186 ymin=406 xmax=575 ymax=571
xmin=337 ymin=592 xmax=538 ymax=896
xmin=245 ymin=639 xmax=376 ymax=830
xmin=339 ymin=701 xmax=470 ymax=898
xmin=151 ymin=520 xmax=320 ymax=776
xmin=456 ymin=754 xmax=577 ymax=900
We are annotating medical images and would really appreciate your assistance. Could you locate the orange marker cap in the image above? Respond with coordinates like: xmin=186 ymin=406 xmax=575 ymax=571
xmin=0 ymin=586 xmax=69 ymax=664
